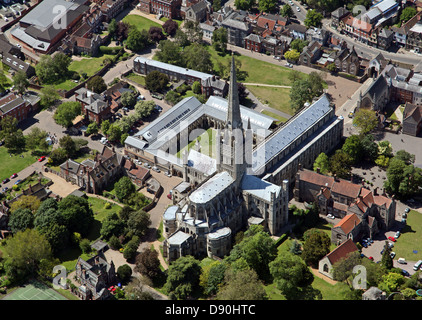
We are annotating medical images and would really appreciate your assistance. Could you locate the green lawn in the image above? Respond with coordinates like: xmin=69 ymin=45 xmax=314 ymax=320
xmin=69 ymin=54 xmax=115 ymax=78
xmin=88 ymin=196 xmax=121 ymax=222
xmin=391 ymin=210 xmax=422 ymax=261
xmin=247 ymin=86 xmax=293 ymax=116
xmin=122 ymin=15 xmax=162 ymax=32
xmin=176 ymin=128 xmax=216 ymax=159
xmin=126 ymin=72 xmax=146 ymax=86
xmin=0 ymin=147 xmax=37 ymax=182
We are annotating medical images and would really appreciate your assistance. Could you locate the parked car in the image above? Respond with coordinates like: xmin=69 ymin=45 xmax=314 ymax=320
xmin=390 ymin=252 xmax=396 ymax=259
xmin=296 ymin=6 xmax=300 ymax=11
xmin=348 ymin=111 xmax=354 ymax=118
xmin=10 ymin=173 xmax=17 ymax=179
xmin=116 ymin=112 xmax=123 ymax=118
xmin=395 ymin=231 xmax=400 ymax=238
xmin=402 ymin=269 xmax=410 ymax=277
xmin=327 ymin=214 xmax=335 ymax=219
xmin=143 ymin=163 xmax=151 ymax=169
xmin=368 ymin=256 xmax=374 ymax=261
xmin=164 ymin=171 xmax=172 ymax=177
xmin=2 ymin=178 xmax=9 ymax=184
xmin=285 ymin=63 xmax=293 ymax=68
xmin=152 ymin=166 xmax=161 ymax=173
xmin=38 ymin=156 xmax=46 ymax=162
xmin=167 ymin=193 xmax=172 ymax=200
xmin=154 ymin=105 xmax=163 ymax=113
xmin=14 ymin=179 xmax=21 ymax=185
xmin=405 ymin=207 xmax=410 ymax=213
xmin=413 ymin=260 xmax=422 ymax=271
xmin=388 ymin=236 xmax=396 ymax=242
xmin=398 ymin=258 xmax=406 ymax=264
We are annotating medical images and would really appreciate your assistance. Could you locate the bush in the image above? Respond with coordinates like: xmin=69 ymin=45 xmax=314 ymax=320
xmin=117 ymin=264 xmax=133 ymax=283
xmin=109 ymin=235 xmax=121 ymax=250
xmin=79 ymin=238 xmax=91 ymax=254
xmin=123 ymin=236 xmax=140 ymax=261
xmin=99 ymin=46 xmax=123 ymax=55
xmin=104 ymin=202 xmax=112 ymax=209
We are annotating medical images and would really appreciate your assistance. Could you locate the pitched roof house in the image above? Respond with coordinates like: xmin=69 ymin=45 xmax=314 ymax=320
xmin=299 ymin=40 xmax=322 ymax=67
xmin=318 ymin=238 xmax=359 ymax=279
xmin=402 ymin=102 xmax=422 ymax=136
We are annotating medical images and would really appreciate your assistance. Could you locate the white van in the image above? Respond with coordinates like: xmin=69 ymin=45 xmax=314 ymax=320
xmin=397 ymin=258 xmax=406 ymax=264
xmin=413 ymin=260 xmax=422 ymax=271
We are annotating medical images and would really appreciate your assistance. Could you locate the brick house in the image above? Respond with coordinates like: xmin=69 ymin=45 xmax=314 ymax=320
xmin=334 ymin=46 xmax=360 ymax=76
xmin=150 ymin=0 xmax=182 ymax=19
xmin=74 ymin=87 xmax=111 ymax=125
xmin=299 ymin=40 xmax=322 ymax=67
xmin=0 ymin=92 xmax=31 ymax=123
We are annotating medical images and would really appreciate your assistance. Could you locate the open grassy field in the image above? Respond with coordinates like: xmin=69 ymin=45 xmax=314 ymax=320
xmin=69 ymin=54 xmax=115 ymax=78
xmin=176 ymin=127 xmax=216 ymax=159
xmin=123 ymin=14 xmax=162 ymax=32
xmin=0 ymin=147 xmax=37 ymax=183
xmin=247 ymin=86 xmax=292 ymax=115
xmin=391 ymin=210 xmax=422 ymax=261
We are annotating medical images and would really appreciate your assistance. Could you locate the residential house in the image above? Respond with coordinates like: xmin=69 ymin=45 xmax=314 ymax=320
xmin=294 ymin=168 xmax=396 ymax=237
xmin=318 ymin=238 xmax=359 ymax=279
xmin=0 ymin=34 xmax=35 ymax=77
xmin=406 ymin=20 xmax=422 ymax=53
xmin=299 ymin=40 xmax=322 ymax=67
xmin=330 ymin=6 xmax=350 ymax=29
xmin=138 ymin=0 xmax=152 ymax=13
xmin=340 ymin=14 xmax=375 ymax=45
xmin=391 ymin=11 xmax=422 ymax=47
xmin=199 ymin=22 xmax=216 ymax=41
xmin=59 ymin=146 xmax=125 ymax=194
xmin=331 ymin=213 xmax=363 ymax=244
xmin=184 ymin=0 xmax=208 ymax=23
xmin=244 ymin=33 xmax=262 ymax=52
xmin=334 ymin=46 xmax=361 ymax=76
xmin=74 ymin=254 xmax=116 ymax=300
xmin=150 ymin=0 xmax=182 ymax=19
xmin=306 ymin=27 xmax=329 ymax=46
xmin=0 ymin=92 xmax=32 ymax=123
xmin=377 ymin=27 xmax=393 ymax=50
xmin=126 ymin=164 xmax=151 ymax=185
xmin=287 ymin=22 xmax=307 ymax=40
xmin=100 ymin=0 xmax=129 ymax=22
xmin=402 ymin=102 xmax=422 ymax=136
xmin=74 ymin=87 xmax=111 ymax=124
xmin=221 ymin=10 xmax=252 ymax=47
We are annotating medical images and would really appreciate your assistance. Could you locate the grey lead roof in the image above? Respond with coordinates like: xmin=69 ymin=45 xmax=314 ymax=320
xmin=251 ymin=94 xmax=332 ymax=174
xmin=189 ymin=171 xmax=234 ymax=204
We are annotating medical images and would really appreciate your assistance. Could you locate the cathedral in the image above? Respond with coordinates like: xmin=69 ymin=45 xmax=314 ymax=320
xmin=162 ymin=55 xmax=289 ymax=262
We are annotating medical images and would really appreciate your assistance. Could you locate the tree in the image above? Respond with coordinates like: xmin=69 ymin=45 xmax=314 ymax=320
xmin=126 ymin=210 xmax=151 ymax=238
xmin=394 ymin=150 xmax=415 ymax=165
xmin=117 ymin=264 xmax=133 ymax=284
xmin=327 ymin=63 xmax=337 ymax=73
xmin=8 ymin=208 xmax=34 ymax=234
xmin=35 ymin=55 xmax=57 ymax=84
xmin=384 ymin=157 xmax=407 ymax=195
xmin=304 ymin=9 xmax=323 ymax=28
xmin=284 ymin=49 xmax=300 ymax=62
xmin=108 ymin=18 xmax=118 ymax=38
xmin=331 ymin=251 xmax=362 ymax=287
xmin=308 ymin=71 xmax=325 ymax=97
xmin=126 ymin=28 xmax=150 ymax=52
xmin=301 ymin=230 xmax=331 ymax=267
xmin=0 ymin=116 xmax=25 ymax=153
xmin=107 ymin=124 xmax=122 ymax=142
xmin=39 ymin=85 xmax=60 ymax=108
xmin=183 ymin=43 xmax=213 ymax=73
xmin=183 ymin=21 xmax=203 ymax=44
xmin=342 ymin=135 xmax=363 ymax=164
xmin=38 ymin=223 xmax=70 ymax=254
xmin=101 ymin=119 xmax=111 ymax=135
xmin=269 ymin=251 xmax=320 ymax=300
xmin=9 ymin=195 xmax=41 ymax=213
xmin=58 ymin=195 xmax=94 ymax=236
xmin=378 ymin=272 xmax=405 ymax=294
xmin=12 ymin=71 xmax=29 ymax=95
xmin=313 ymin=152 xmax=330 ymax=175
xmin=162 ymin=19 xmax=178 ymax=37
xmin=114 ymin=176 xmax=136 ymax=202
xmin=192 ymin=81 xmax=201 ymax=94
xmin=216 ymin=267 xmax=267 ymax=300
xmin=212 ymin=0 xmax=222 ymax=11
xmin=121 ymin=91 xmax=136 ymax=108
xmin=123 ymin=236 xmax=140 ymax=261
xmin=290 ymin=39 xmax=309 ymax=53
xmin=156 ymin=40 xmax=184 ymax=66
xmin=234 ymin=0 xmax=255 ymax=11
xmin=87 ymin=75 xmax=107 ymax=93
xmin=280 ymin=3 xmax=294 ymax=17
xmin=226 ymin=225 xmax=277 ymax=283
xmin=289 ymin=78 xmax=312 ymax=111
xmin=100 ymin=212 xmax=125 ymax=240
xmin=145 ymin=70 xmax=169 ymax=93
xmin=164 ymin=255 xmax=202 ymax=299
xmin=53 ymin=101 xmax=82 ymax=128
xmin=148 ymin=26 xmax=166 ymax=43
xmin=174 ymin=29 xmax=190 ymax=48
xmin=116 ymin=21 xmax=131 ymax=42
xmin=353 ymin=109 xmax=379 ymax=134
xmin=360 ymin=134 xmax=379 ymax=162
xmin=399 ymin=165 xmax=422 ymax=198
xmin=49 ymin=147 xmax=67 ymax=165
xmin=135 ymin=248 xmax=161 ymax=279
xmin=400 ymin=7 xmax=417 ymax=24
xmin=59 ymin=135 xmax=77 ymax=158
xmin=258 ymin=0 xmax=277 ymax=12
xmin=0 ymin=69 xmax=8 ymax=92
xmin=330 ymin=149 xmax=352 ymax=179
xmin=212 ymin=27 xmax=228 ymax=53
xmin=201 ymin=261 xmax=227 ymax=296
xmin=4 ymin=229 xmax=52 ymax=283
xmin=86 ymin=122 xmax=99 ymax=136
xmin=381 ymin=241 xmax=394 ymax=270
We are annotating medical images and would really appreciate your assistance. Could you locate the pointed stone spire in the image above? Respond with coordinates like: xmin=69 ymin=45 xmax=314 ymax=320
xmin=227 ymin=53 xmax=242 ymax=130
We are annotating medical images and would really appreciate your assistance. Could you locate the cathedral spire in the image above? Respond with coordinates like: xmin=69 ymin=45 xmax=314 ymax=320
xmin=227 ymin=53 xmax=242 ymax=130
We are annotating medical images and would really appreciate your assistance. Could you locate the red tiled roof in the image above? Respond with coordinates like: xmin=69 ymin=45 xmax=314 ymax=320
xmin=331 ymin=179 xmax=362 ymax=199
xmin=299 ymin=169 xmax=335 ymax=189
xmin=334 ymin=213 xmax=361 ymax=235
xmin=325 ymin=238 xmax=359 ymax=265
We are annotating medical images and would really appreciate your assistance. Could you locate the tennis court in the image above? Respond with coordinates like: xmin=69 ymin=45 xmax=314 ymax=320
xmin=2 ymin=281 xmax=68 ymax=300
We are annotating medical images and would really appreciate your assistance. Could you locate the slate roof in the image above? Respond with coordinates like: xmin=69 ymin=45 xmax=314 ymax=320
xmin=241 ymin=174 xmax=282 ymax=202
xmin=189 ymin=171 xmax=234 ymax=204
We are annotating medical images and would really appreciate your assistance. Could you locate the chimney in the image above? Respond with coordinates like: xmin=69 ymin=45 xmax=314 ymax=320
xmin=334 ymin=174 xmax=338 ymax=182
xmin=374 ymin=187 xmax=378 ymax=196
xmin=316 ymin=167 xmax=320 ymax=174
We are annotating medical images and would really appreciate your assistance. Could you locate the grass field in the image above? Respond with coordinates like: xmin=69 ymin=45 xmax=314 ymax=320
xmin=0 ymin=147 xmax=37 ymax=183
xmin=176 ymin=128 xmax=216 ymax=159
xmin=123 ymin=14 xmax=162 ymax=32
xmin=390 ymin=210 xmax=422 ymax=261
xmin=3 ymin=281 xmax=68 ymax=300
xmin=247 ymin=86 xmax=292 ymax=115
xmin=126 ymin=72 xmax=146 ymax=86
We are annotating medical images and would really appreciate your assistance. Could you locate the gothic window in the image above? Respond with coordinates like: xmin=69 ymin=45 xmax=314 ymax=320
xmin=323 ymin=263 xmax=329 ymax=273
